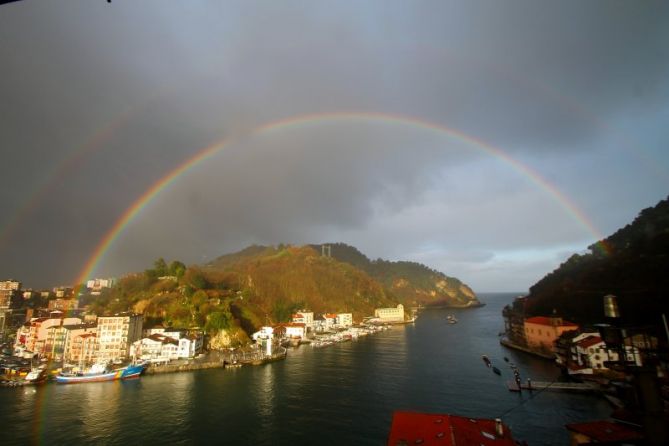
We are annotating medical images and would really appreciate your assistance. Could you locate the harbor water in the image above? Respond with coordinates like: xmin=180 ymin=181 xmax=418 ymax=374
xmin=0 ymin=293 xmax=610 ymax=445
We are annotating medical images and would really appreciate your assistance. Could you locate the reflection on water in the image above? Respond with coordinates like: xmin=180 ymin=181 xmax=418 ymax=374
xmin=0 ymin=294 xmax=611 ymax=445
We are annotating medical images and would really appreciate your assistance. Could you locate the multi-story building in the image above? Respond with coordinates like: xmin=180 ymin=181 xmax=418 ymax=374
xmin=374 ymin=304 xmax=405 ymax=323
xmin=14 ymin=316 xmax=82 ymax=357
xmin=96 ymin=314 xmax=143 ymax=362
xmin=68 ymin=332 xmax=98 ymax=368
xmin=523 ymin=315 xmax=578 ymax=352
xmin=86 ymin=278 xmax=116 ymax=295
xmin=291 ymin=311 xmax=314 ymax=330
xmin=562 ymin=332 xmax=642 ymax=376
xmin=53 ymin=287 xmax=73 ymax=298
xmin=502 ymin=296 xmax=528 ymax=346
xmin=336 ymin=313 xmax=353 ymax=327
xmin=283 ymin=323 xmax=306 ymax=339
xmin=322 ymin=313 xmax=337 ymax=330
xmin=47 ymin=298 xmax=79 ymax=312
xmin=130 ymin=334 xmax=180 ymax=363
xmin=130 ymin=330 xmax=203 ymax=363
xmin=0 ymin=280 xmax=21 ymax=309
xmin=61 ymin=323 xmax=98 ymax=364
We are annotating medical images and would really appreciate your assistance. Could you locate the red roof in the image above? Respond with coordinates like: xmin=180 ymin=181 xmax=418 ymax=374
xmin=387 ymin=411 xmax=515 ymax=446
xmin=565 ymin=420 xmax=643 ymax=442
xmin=576 ymin=336 xmax=603 ymax=349
xmin=525 ymin=316 xmax=578 ymax=328
xmin=292 ymin=313 xmax=304 ymax=319
xmin=324 ymin=313 xmax=337 ymax=319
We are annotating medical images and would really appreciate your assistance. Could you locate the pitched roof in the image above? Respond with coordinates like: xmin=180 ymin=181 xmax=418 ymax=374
xmin=387 ymin=411 xmax=515 ymax=446
xmin=565 ymin=420 xmax=643 ymax=442
xmin=576 ymin=336 xmax=604 ymax=349
xmin=525 ymin=316 xmax=578 ymax=328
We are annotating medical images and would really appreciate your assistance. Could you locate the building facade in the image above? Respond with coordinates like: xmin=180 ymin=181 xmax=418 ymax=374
xmin=0 ymin=280 xmax=21 ymax=309
xmin=524 ymin=315 xmax=578 ymax=352
xmin=291 ymin=311 xmax=314 ymax=330
xmin=336 ymin=313 xmax=353 ymax=327
xmin=374 ymin=304 xmax=405 ymax=322
xmin=96 ymin=314 xmax=143 ymax=362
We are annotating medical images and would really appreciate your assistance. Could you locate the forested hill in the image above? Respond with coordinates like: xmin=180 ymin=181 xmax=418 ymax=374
xmin=309 ymin=243 xmax=479 ymax=307
xmin=205 ymin=245 xmax=396 ymax=322
xmin=524 ymin=195 xmax=669 ymax=325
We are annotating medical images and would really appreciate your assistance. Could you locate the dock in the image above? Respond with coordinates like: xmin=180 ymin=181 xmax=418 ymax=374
xmin=506 ymin=380 xmax=599 ymax=393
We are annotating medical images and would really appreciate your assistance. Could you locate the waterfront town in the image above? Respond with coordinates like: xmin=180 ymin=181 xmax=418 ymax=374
xmin=0 ymin=278 xmax=410 ymax=383
xmin=2 ymin=276 xmax=668 ymax=444
xmin=500 ymin=294 xmax=668 ymax=445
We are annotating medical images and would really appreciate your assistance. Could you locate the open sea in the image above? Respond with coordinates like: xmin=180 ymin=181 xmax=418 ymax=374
xmin=0 ymin=293 xmax=610 ymax=445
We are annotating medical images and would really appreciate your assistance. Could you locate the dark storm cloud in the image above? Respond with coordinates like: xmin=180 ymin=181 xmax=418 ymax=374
xmin=1 ymin=1 xmax=668 ymax=288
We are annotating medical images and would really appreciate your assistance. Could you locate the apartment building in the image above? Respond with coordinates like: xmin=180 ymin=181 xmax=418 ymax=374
xmin=96 ymin=314 xmax=143 ymax=362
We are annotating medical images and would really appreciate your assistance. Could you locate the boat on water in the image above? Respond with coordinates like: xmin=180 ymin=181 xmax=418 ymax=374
xmin=492 ymin=366 xmax=502 ymax=375
xmin=482 ymin=355 xmax=491 ymax=368
xmin=24 ymin=367 xmax=48 ymax=384
xmin=446 ymin=314 xmax=458 ymax=324
xmin=55 ymin=362 xmax=145 ymax=384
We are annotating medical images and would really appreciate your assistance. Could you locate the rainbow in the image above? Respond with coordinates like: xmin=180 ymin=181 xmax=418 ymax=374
xmin=72 ymin=111 xmax=610 ymax=289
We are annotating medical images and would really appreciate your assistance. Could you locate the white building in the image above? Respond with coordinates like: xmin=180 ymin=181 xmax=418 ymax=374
xmin=252 ymin=326 xmax=275 ymax=356
xmin=374 ymin=304 xmax=404 ymax=322
xmin=567 ymin=333 xmax=641 ymax=376
xmin=292 ymin=311 xmax=314 ymax=330
xmin=284 ymin=323 xmax=306 ymax=339
xmin=86 ymin=278 xmax=116 ymax=295
xmin=323 ymin=314 xmax=337 ymax=330
xmin=336 ymin=313 xmax=353 ymax=327
xmin=96 ymin=314 xmax=143 ymax=362
xmin=130 ymin=334 xmax=180 ymax=363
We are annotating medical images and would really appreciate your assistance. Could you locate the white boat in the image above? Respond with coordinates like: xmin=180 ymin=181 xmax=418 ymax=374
xmin=24 ymin=367 xmax=48 ymax=384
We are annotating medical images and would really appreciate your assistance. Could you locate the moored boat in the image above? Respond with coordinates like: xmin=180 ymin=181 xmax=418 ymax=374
xmin=482 ymin=355 xmax=491 ymax=368
xmin=55 ymin=362 xmax=145 ymax=384
xmin=24 ymin=367 xmax=48 ymax=384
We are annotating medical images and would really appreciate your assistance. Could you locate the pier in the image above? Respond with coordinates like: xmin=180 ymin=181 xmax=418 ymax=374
xmin=506 ymin=380 xmax=599 ymax=393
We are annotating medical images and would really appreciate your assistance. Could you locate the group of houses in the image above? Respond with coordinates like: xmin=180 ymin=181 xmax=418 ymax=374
xmin=502 ymin=296 xmax=647 ymax=378
xmin=251 ymin=304 xmax=406 ymax=349
xmin=2 ymin=278 xmax=205 ymax=367
xmin=12 ymin=311 xmax=204 ymax=366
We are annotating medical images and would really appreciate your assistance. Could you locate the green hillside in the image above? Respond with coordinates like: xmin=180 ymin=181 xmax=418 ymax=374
xmin=88 ymin=243 xmax=478 ymax=346
xmin=524 ymin=195 xmax=669 ymax=326
xmin=310 ymin=243 xmax=479 ymax=307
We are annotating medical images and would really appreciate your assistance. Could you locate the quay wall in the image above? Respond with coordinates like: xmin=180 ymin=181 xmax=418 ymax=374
xmin=144 ymin=360 xmax=226 ymax=375
xmin=499 ymin=338 xmax=555 ymax=360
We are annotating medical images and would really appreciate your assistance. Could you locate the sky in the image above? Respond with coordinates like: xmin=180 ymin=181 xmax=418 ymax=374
xmin=1 ymin=1 xmax=668 ymax=293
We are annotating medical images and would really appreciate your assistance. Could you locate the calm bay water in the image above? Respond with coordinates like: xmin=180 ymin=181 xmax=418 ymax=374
xmin=0 ymin=293 xmax=610 ymax=445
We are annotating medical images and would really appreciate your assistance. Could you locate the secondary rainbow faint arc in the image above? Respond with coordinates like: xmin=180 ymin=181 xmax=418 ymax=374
xmin=73 ymin=111 xmax=610 ymax=287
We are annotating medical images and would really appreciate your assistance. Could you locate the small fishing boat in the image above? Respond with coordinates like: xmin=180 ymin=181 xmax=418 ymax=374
xmin=503 ymin=357 xmax=509 ymax=362
xmin=492 ymin=366 xmax=502 ymax=375
xmin=446 ymin=314 xmax=458 ymax=324
xmin=482 ymin=355 xmax=491 ymax=368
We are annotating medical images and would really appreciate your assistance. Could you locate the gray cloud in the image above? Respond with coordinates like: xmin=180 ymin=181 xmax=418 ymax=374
xmin=1 ymin=1 xmax=668 ymax=289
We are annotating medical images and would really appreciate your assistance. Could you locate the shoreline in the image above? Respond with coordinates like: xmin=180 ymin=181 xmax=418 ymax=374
xmin=499 ymin=338 xmax=555 ymax=360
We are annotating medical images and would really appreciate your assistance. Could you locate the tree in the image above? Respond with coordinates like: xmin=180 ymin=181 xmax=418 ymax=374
xmin=154 ymin=258 xmax=168 ymax=276
xmin=169 ymin=260 xmax=186 ymax=278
